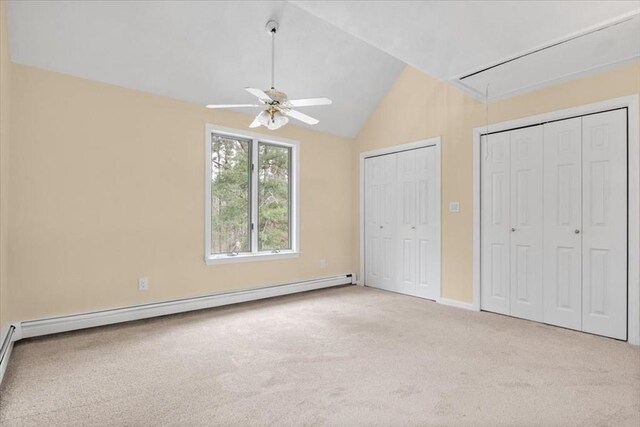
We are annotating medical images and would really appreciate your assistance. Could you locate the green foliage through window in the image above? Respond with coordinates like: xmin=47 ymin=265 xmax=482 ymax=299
xmin=210 ymin=135 xmax=251 ymax=255
xmin=258 ymin=143 xmax=290 ymax=251
xmin=210 ymin=133 xmax=292 ymax=256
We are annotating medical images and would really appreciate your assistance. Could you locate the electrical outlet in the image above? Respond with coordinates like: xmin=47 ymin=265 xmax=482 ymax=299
xmin=138 ymin=277 xmax=149 ymax=291
xmin=449 ymin=202 xmax=460 ymax=213
xmin=320 ymin=259 xmax=327 ymax=269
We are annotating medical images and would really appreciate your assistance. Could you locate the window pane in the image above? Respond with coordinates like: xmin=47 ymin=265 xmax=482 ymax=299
xmin=258 ymin=143 xmax=291 ymax=251
xmin=210 ymin=134 xmax=251 ymax=255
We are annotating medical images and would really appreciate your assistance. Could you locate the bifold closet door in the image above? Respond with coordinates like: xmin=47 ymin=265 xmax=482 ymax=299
xmin=481 ymin=109 xmax=628 ymax=339
xmin=397 ymin=150 xmax=417 ymax=295
xmin=396 ymin=147 xmax=439 ymax=300
xmin=581 ymin=109 xmax=627 ymax=340
xmin=414 ymin=147 xmax=439 ymax=300
xmin=365 ymin=146 xmax=439 ymax=299
xmin=364 ymin=154 xmax=396 ymax=291
xmin=509 ymin=126 xmax=544 ymax=322
xmin=543 ymin=117 xmax=583 ymax=331
xmin=481 ymin=126 xmax=543 ymax=320
xmin=480 ymin=132 xmax=511 ymax=315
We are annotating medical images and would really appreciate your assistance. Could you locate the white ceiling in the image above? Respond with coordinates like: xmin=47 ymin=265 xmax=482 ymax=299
xmin=294 ymin=1 xmax=640 ymax=100
xmin=459 ymin=14 xmax=640 ymax=99
xmin=7 ymin=1 xmax=640 ymax=136
xmin=6 ymin=1 xmax=405 ymax=138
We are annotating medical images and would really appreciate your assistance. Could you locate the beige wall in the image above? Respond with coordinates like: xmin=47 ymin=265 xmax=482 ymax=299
xmin=1 ymin=0 xmax=10 ymax=331
xmin=354 ymin=63 xmax=640 ymax=303
xmin=7 ymin=64 xmax=354 ymax=321
xmin=2 ymin=13 xmax=639 ymax=323
xmin=353 ymin=66 xmax=480 ymax=302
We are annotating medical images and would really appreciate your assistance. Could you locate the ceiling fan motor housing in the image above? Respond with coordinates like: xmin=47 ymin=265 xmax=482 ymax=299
xmin=265 ymin=89 xmax=288 ymax=105
xmin=205 ymin=18 xmax=329 ymax=128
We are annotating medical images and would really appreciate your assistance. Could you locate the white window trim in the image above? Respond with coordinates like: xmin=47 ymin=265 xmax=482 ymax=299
xmin=204 ymin=124 xmax=300 ymax=265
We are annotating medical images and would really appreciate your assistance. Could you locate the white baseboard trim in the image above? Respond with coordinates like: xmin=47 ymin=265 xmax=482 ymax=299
xmin=20 ymin=274 xmax=354 ymax=340
xmin=0 ymin=324 xmax=16 ymax=385
xmin=437 ymin=297 xmax=478 ymax=312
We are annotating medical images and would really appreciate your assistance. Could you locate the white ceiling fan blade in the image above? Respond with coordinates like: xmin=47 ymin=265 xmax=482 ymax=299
xmin=245 ymin=87 xmax=273 ymax=101
xmin=249 ymin=112 xmax=263 ymax=128
xmin=284 ymin=109 xmax=319 ymax=125
xmin=287 ymin=97 xmax=332 ymax=107
xmin=206 ymin=104 xmax=261 ymax=109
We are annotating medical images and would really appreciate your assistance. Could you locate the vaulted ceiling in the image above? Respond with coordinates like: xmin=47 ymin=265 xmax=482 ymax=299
xmin=7 ymin=1 xmax=640 ymax=138
xmin=294 ymin=1 xmax=640 ymax=100
xmin=6 ymin=1 xmax=405 ymax=138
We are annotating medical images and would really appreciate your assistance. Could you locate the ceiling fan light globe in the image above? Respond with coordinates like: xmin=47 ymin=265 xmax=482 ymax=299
xmin=263 ymin=110 xmax=288 ymax=130
xmin=257 ymin=110 xmax=270 ymax=126
xmin=273 ymin=114 xmax=289 ymax=127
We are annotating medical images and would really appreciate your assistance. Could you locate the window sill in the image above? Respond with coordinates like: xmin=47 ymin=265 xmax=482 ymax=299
xmin=204 ymin=251 xmax=300 ymax=265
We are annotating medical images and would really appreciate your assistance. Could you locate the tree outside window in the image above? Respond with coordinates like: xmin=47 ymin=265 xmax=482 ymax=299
xmin=209 ymin=133 xmax=292 ymax=257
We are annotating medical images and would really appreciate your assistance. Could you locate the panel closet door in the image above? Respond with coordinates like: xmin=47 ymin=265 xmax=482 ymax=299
xmin=396 ymin=147 xmax=439 ymax=299
xmin=509 ymin=126 xmax=544 ymax=322
xmin=543 ymin=117 xmax=583 ymax=331
xmin=481 ymin=127 xmax=543 ymax=320
xmin=414 ymin=147 xmax=439 ymax=300
xmin=480 ymin=132 xmax=511 ymax=315
xmin=365 ymin=147 xmax=440 ymax=298
xmin=397 ymin=150 xmax=418 ymax=296
xmin=582 ymin=109 xmax=627 ymax=340
xmin=480 ymin=109 xmax=628 ymax=339
xmin=365 ymin=154 xmax=397 ymax=291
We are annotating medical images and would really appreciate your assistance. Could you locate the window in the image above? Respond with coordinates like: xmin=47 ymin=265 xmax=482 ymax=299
xmin=205 ymin=125 xmax=299 ymax=264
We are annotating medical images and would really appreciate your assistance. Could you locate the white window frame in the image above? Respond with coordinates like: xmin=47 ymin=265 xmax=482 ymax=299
xmin=204 ymin=124 xmax=300 ymax=265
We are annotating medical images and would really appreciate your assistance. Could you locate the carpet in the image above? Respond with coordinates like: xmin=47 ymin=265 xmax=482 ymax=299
xmin=1 ymin=285 xmax=638 ymax=426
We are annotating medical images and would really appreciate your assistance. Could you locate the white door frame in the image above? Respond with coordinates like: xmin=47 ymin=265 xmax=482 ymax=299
xmin=472 ymin=95 xmax=640 ymax=345
xmin=359 ymin=137 xmax=442 ymax=300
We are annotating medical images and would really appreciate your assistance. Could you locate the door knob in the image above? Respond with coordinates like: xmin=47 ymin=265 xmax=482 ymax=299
xmin=411 ymin=226 xmax=416 ymax=230
xmin=574 ymin=229 xmax=580 ymax=234
xmin=379 ymin=225 xmax=383 ymax=229
xmin=511 ymin=228 xmax=516 ymax=232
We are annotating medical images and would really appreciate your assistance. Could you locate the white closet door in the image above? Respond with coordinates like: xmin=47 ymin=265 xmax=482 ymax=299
xmin=480 ymin=132 xmax=511 ymax=315
xmin=509 ymin=126 xmax=544 ymax=322
xmin=396 ymin=147 xmax=439 ymax=299
xmin=365 ymin=146 xmax=440 ymax=299
xmin=582 ymin=109 xmax=627 ymax=340
xmin=365 ymin=154 xmax=396 ymax=291
xmin=414 ymin=147 xmax=440 ymax=300
xmin=543 ymin=118 xmax=583 ymax=331
xmin=397 ymin=150 xmax=417 ymax=295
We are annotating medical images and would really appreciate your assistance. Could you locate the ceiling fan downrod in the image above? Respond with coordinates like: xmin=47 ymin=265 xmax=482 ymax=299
xmin=266 ymin=20 xmax=279 ymax=90
xmin=204 ymin=18 xmax=329 ymax=129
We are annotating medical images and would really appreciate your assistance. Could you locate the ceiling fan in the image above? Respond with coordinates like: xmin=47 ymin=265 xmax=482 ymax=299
xmin=205 ymin=20 xmax=332 ymax=130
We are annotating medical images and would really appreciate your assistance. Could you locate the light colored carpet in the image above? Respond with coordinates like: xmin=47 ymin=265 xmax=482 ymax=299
xmin=1 ymin=285 xmax=639 ymax=426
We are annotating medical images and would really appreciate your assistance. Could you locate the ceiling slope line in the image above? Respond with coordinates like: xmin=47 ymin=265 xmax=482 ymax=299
xmin=464 ymin=55 xmax=640 ymax=103
xmin=452 ymin=9 xmax=640 ymax=82
xmin=459 ymin=16 xmax=636 ymax=81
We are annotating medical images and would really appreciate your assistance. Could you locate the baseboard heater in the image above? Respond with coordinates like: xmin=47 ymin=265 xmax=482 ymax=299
xmin=0 ymin=325 xmax=16 ymax=383
xmin=19 ymin=273 xmax=355 ymax=340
